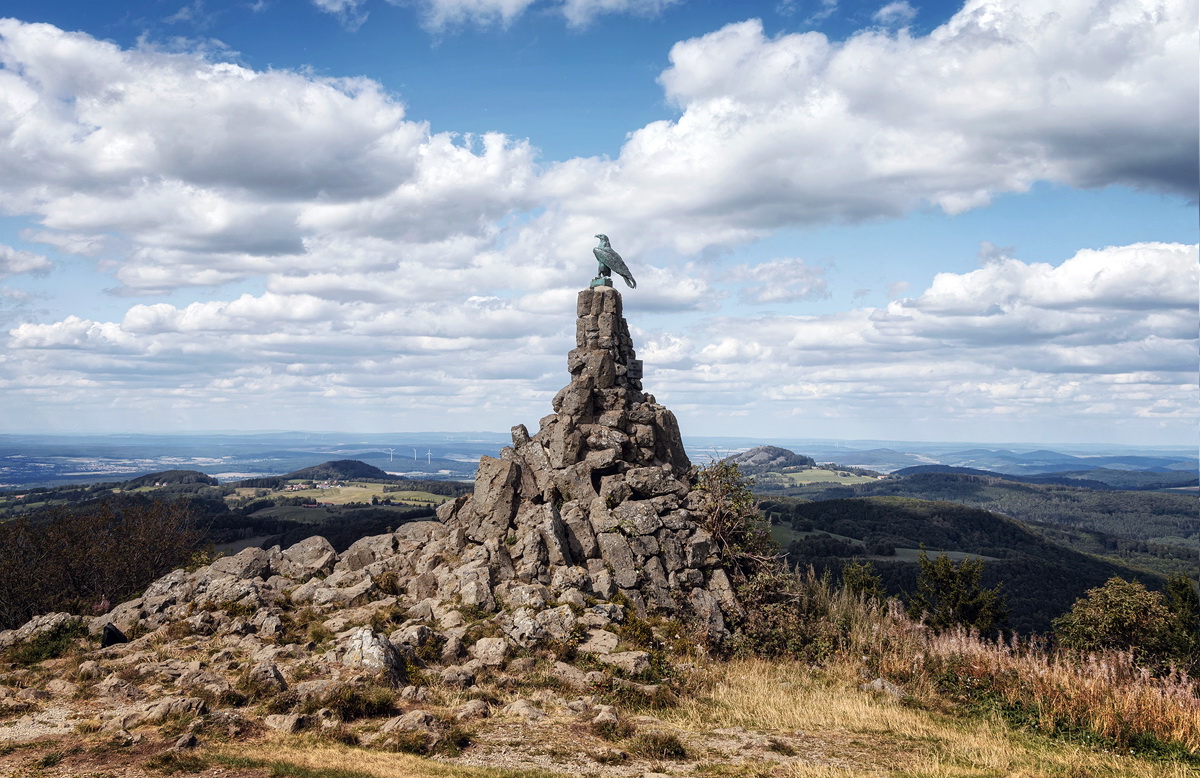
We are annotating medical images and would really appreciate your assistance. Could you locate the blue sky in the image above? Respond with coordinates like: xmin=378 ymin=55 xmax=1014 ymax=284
xmin=0 ymin=0 xmax=1195 ymax=445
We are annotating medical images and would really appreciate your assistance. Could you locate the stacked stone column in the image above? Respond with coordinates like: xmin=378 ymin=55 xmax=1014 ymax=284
xmin=437 ymin=286 xmax=736 ymax=638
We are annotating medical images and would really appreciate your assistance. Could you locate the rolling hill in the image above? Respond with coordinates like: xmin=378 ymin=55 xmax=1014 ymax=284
xmin=893 ymin=464 xmax=1198 ymax=490
xmin=762 ymin=495 xmax=1166 ymax=634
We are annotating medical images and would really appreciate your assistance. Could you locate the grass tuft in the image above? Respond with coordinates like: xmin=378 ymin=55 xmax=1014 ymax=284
xmin=627 ymin=731 xmax=688 ymax=760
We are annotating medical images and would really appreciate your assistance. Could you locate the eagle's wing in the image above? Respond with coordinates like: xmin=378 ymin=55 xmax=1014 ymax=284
xmin=593 ymin=246 xmax=637 ymax=289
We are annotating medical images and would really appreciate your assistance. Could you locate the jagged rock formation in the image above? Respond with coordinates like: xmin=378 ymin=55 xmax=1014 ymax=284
xmin=0 ymin=286 xmax=741 ymax=752
xmin=436 ymin=286 xmax=738 ymax=638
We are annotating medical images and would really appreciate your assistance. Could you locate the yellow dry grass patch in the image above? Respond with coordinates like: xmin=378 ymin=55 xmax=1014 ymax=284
xmin=666 ymin=659 xmax=1196 ymax=778
xmin=214 ymin=740 xmax=566 ymax=777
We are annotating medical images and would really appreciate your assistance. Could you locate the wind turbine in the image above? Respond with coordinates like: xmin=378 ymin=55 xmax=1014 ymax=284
xmin=427 ymin=449 xmax=432 ymax=465
xmin=386 ymin=448 xmax=394 ymax=462
xmin=413 ymin=449 xmax=418 ymax=461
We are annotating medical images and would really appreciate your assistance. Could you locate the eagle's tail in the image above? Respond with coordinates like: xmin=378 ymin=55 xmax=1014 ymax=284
xmin=623 ymin=274 xmax=637 ymax=289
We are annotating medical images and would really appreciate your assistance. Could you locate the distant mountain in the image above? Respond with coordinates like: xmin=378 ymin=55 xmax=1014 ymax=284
xmin=122 ymin=470 xmax=219 ymax=488
xmin=895 ymin=465 xmax=1013 ymax=478
xmin=944 ymin=449 xmax=1196 ymax=476
xmin=892 ymin=465 xmax=1197 ymax=491
xmin=281 ymin=459 xmax=400 ymax=482
xmin=724 ymin=446 xmax=816 ymax=473
xmin=222 ymin=459 xmax=400 ymax=487
xmin=814 ymin=448 xmax=938 ymax=471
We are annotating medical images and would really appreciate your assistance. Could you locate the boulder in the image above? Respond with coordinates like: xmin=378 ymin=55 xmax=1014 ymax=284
xmin=278 ymin=536 xmax=338 ymax=579
xmin=455 ymin=699 xmax=491 ymax=720
xmin=382 ymin=710 xmax=434 ymax=732
xmin=210 ymin=547 xmax=272 ymax=580
xmin=470 ymin=637 xmax=509 ymax=667
xmin=248 ymin=661 xmax=287 ymax=694
xmin=501 ymin=699 xmax=547 ymax=722
xmin=339 ymin=627 xmax=405 ymax=682
xmin=598 ymin=651 xmax=651 ymax=676
xmin=0 ymin=613 xmax=78 ymax=649
xmin=339 ymin=534 xmax=398 ymax=572
xmin=577 ymin=629 xmax=619 ymax=655
xmin=440 ymin=664 xmax=476 ymax=688
xmin=264 ymin=714 xmax=307 ymax=733
xmin=145 ymin=696 xmax=207 ymax=724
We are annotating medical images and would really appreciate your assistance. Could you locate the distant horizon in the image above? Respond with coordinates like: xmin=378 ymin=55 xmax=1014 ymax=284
xmin=0 ymin=428 xmax=1193 ymax=454
xmin=0 ymin=1 xmax=1195 ymax=448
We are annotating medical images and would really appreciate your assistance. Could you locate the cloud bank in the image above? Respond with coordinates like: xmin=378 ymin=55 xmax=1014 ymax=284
xmin=0 ymin=0 xmax=1195 ymax=439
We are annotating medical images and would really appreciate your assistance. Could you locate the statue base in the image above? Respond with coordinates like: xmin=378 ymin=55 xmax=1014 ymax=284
xmin=590 ymin=277 xmax=613 ymax=288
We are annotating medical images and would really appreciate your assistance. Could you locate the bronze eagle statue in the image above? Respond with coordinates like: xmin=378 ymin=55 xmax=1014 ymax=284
xmin=593 ymin=234 xmax=636 ymax=288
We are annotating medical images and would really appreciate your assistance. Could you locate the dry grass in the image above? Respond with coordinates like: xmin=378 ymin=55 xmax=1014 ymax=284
xmin=214 ymin=741 xmax=565 ymax=777
xmin=892 ymin=628 xmax=1200 ymax=751
xmin=735 ymin=570 xmax=1200 ymax=756
xmin=666 ymin=658 xmax=1198 ymax=778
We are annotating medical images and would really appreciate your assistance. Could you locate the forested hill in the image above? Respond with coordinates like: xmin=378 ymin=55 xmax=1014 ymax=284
xmin=723 ymin=445 xmax=816 ymax=473
xmin=283 ymin=459 xmax=399 ymax=482
xmin=763 ymin=495 xmax=1164 ymax=634
xmin=122 ymin=469 xmax=219 ymax=488
xmin=230 ymin=460 xmax=469 ymax=497
xmin=893 ymin=464 xmax=1197 ymax=490
xmin=770 ymin=472 xmax=1198 ymax=549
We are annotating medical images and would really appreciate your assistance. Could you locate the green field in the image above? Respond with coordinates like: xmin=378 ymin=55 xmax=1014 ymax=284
xmin=230 ymin=481 xmax=448 ymax=508
xmin=769 ymin=523 xmax=864 ymax=548
xmin=762 ymin=468 xmax=883 ymax=486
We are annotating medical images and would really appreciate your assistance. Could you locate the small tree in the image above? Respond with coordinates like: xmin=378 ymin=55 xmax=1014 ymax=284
xmin=842 ymin=560 xmax=886 ymax=602
xmin=1053 ymin=577 xmax=1175 ymax=666
xmin=906 ymin=551 xmax=1007 ymax=636
xmin=694 ymin=462 xmax=833 ymax=657
xmin=692 ymin=461 xmax=775 ymax=583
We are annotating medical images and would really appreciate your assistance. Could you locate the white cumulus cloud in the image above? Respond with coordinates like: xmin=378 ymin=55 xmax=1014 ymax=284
xmin=541 ymin=0 xmax=1197 ymax=255
xmin=0 ymin=244 xmax=50 ymax=278
xmin=873 ymin=1 xmax=917 ymax=25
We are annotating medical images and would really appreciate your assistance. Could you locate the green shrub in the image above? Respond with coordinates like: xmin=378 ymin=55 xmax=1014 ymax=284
xmin=841 ymin=560 xmax=886 ymax=602
xmin=383 ymin=722 xmax=472 ymax=756
xmin=144 ymin=751 xmax=210 ymax=774
xmin=590 ymin=718 xmax=635 ymax=741
xmin=693 ymin=462 xmax=775 ymax=580
xmin=319 ymin=684 xmax=395 ymax=721
xmin=374 ymin=571 xmax=403 ymax=596
xmin=1054 ymin=577 xmax=1187 ymax=670
xmin=7 ymin=619 xmax=87 ymax=665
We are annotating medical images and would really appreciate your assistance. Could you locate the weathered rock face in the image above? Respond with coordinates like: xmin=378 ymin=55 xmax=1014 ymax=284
xmin=436 ymin=287 xmax=729 ymax=635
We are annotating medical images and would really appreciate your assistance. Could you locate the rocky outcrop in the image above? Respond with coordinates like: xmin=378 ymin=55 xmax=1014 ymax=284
xmin=71 ymin=288 xmax=735 ymax=660
xmin=0 ymin=286 xmax=743 ymax=757
xmin=436 ymin=286 xmax=731 ymax=636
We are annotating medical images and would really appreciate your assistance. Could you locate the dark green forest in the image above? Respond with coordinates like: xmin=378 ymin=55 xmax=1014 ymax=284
xmin=762 ymin=472 xmax=1198 ymax=577
xmin=761 ymin=495 xmax=1172 ymax=634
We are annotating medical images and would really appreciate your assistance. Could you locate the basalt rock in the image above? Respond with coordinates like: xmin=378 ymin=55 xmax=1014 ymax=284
xmin=436 ymin=287 xmax=733 ymax=638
